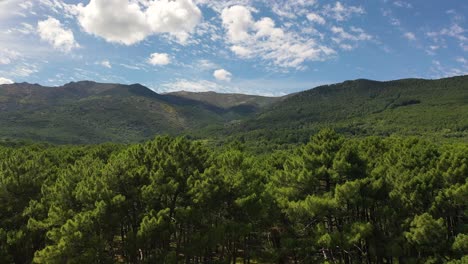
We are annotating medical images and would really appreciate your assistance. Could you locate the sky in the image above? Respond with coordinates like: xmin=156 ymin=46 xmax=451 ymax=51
xmin=0 ymin=0 xmax=467 ymax=96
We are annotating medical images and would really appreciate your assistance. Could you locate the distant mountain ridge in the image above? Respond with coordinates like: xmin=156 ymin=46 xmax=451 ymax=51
xmin=166 ymin=91 xmax=281 ymax=109
xmin=0 ymin=81 xmax=279 ymax=144
xmin=0 ymin=75 xmax=467 ymax=144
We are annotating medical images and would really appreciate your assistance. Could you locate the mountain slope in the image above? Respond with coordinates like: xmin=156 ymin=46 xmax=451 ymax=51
xmin=0 ymin=81 xmax=276 ymax=144
xmin=1 ymin=76 xmax=467 ymax=144
xmin=167 ymin=91 xmax=281 ymax=109
xmin=230 ymin=75 xmax=468 ymax=143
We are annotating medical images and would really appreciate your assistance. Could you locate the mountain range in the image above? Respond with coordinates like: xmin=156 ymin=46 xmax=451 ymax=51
xmin=0 ymin=75 xmax=467 ymax=144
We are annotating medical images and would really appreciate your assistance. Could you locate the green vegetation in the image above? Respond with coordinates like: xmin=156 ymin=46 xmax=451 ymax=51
xmin=167 ymin=91 xmax=280 ymax=110
xmin=0 ymin=82 xmax=277 ymax=144
xmin=228 ymin=76 xmax=468 ymax=145
xmin=1 ymin=130 xmax=466 ymax=263
xmin=0 ymin=76 xmax=467 ymax=262
xmin=1 ymin=76 xmax=467 ymax=145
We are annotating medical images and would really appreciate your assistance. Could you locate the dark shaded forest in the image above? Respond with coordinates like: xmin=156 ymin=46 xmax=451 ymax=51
xmin=0 ymin=129 xmax=467 ymax=263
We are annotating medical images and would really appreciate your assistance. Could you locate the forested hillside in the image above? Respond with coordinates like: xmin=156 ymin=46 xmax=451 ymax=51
xmin=166 ymin=91 xmax=280 ymax=109
xmin=1 ymin=130 xmax=466 ymax=263
xmin=0 ymin=81 xmax=276 ymax=144
xmin=1 ymin=76 xmax=467 ymax=145
xmin=230 ymin=76 xmax=468 ymax=144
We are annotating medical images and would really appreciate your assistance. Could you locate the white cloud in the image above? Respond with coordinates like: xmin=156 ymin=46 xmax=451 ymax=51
xmin=221 ymin=5 xmax=335 ymax=69
xmin=0 ymin=77 xmax=14 ymax=85
xmin=231 ymin=45 xmax=252 ymax=57
xmin=148 ymin=53 xmax=171 ymax=66
xmin=146 ymin=0 xmax=202 ymax=43
xmin=0 ymin=49 xmax=20 ymax=65
xmin=9 ymin=64 xmax=39 ymax=77
xmin=340 ymin=44 xmax=353 ymax=50
xmin=76 ymin=0 xmax=149 ymax=45
xmin=76 ymin=0 xmax=202 ymax=45
xmin=0 ymin=0 xmax=33 ymax=20
xmin=456 ymin=57 xmax=467 ymax=64
xmin=160 ymin=79 xmax=227 ymax=93
xmin=194 ymin=0 xmax=252 ymax=13
xmin=331 ymin=26 xmax=372 ymax=45
xmin=158 ymin=77 xmax=329 ymax=96
xmin=37 ymin=17 xmax=78 ymax=52
xmin=430 ymin=60 xmax=467 ymax=78
xmin=100 ymin=60 xmax=111 ymax=68
xmin=269 ymin=0 xmax=317 ymax=19
xmin=427 ymin=24 xmax=467 ymax=51
xmin=381 ymin=8 xmax=400 ymax=26
xmin=221 ymin=5 xmax=254 ymax=42
xmin=213 ymin=69 xmax=232 ymax=81
xmin=254 ymin=17 xmax=284 ymax=39
xmin=38 ymin=0 xmax=78 ymax=17
xmin=0 ymin=58 xmax=10 ymax=65
xmin=425 ymin=45 xmax=440 ymax=55
xmin=120 ymin=63 xmax=142 ymax=70
xmin=197 ymin=59 xmax=218 ymax=70
xmin=393 ymin=1 xmax=412 ymax=8
xmin=403 ymin=32 xmax=416 ymax=41
xmin=7 ymin=23 xmax=35 ymax=35
xmin=323 ymin=2 xmax=365 ymax=22
xmin=307 ymin=13 xmax=325 ymax=25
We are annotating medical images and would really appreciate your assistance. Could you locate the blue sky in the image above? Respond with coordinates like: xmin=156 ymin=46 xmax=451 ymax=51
xmin=0 ymin=0 xmax=466 ymax=95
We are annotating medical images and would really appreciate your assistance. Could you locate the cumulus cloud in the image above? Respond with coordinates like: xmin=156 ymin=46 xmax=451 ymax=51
xmin=76 ymin=0 xmax=148 ymax=45
xmin=221 ymin=5 xmax=335 ymax=69
xmin=323 ymin=2 xmax=365 ymax=22
xmin=37 ymin=17 xmax=79 ymax=52
xmin=213 ymin=69 xmax=232 ymax=81
xmin=221 ymin=5 xmax=254 ymax=42
xmin=76 ymin=0 xmax=202 ymax=45
xmin=148 ymin=53 xmax=171 ymax=66
xmin=0 ymin=77 xmax=14 ymax=85
xmin=146 ymin=0 xmax=202 ymax=43
xmin=307 ymin=13 xmax=325 ymax=25
xmin=230 ymin=45 xmax=252 ymax=57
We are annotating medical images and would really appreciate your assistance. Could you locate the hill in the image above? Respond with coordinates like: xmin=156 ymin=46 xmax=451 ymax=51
xmin=228 ymin=75 xmax=468 ymax=144
xmin=167 ymin=91 xmax=281 ymax=109
xmin=1 ymin=76 xmax=467 ymax=144
xmin=0 ymin=81 xmax=277 ymax=144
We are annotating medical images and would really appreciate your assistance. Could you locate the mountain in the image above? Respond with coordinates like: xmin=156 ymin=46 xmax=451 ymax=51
xmin=1 ymin=76 xmax=467 ymax=144
xmin=167 ymin=91 xmax=281 ymax=110
xmin=230 ymin=75 xmax=468 ymax=143
xmin=0 ymin=81 xmax=277 ymax=144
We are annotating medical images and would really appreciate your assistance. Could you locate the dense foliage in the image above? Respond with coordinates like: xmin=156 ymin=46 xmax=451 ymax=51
xmin=0 ymin=130 xmax=466 ymax=263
